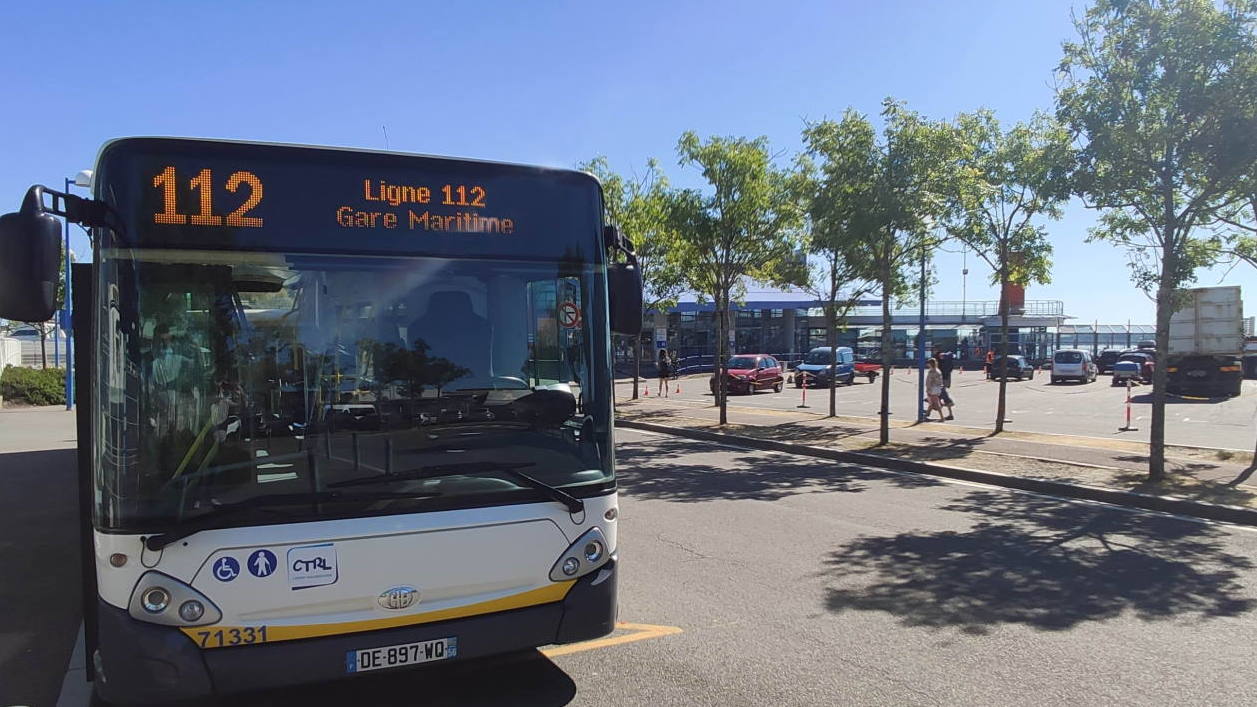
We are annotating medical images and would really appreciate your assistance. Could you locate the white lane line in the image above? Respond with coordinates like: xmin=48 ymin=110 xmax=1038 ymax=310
xmin=55 ymin=623 xmax=90 ymax=707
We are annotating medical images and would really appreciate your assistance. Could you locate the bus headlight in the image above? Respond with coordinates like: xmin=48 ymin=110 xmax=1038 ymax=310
xmin=584 ymin=541 xmax=604 ymax=563
xmin=179 ymin=600 xmax=206 ymax=622
xmin=549 ymin=527 xmax=611 ymax=582
xmin=141 ymin=587 xmax=171 ymax=613
xmin=127 ymin=571 xmax=222 ymax=627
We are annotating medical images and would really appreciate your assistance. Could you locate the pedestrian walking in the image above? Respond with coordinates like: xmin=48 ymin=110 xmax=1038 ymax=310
xmin=939 ymin=382 xmax=956 ymax=420
xmin=984 ymin=349 xmax=995 ymax=379
xmin=925 ymin=358 xmax=946 ymax=422
xmin=938 ymin=350 xmax=955 ymax=388
xmin=657 ymin=348 xmax=672 ymax=398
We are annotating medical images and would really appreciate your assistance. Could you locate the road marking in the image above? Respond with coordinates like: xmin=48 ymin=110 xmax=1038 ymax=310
xmin=55 ymin=624 xmax=89 ymax=707
xmin=541 ymin=622 xmax=682 ymax=658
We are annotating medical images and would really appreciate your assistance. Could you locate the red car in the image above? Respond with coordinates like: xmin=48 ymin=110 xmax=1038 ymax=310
xmin=710 ymin=354 xmax=784 ymax=395
xmin=854 ymin=359 xmax=881 ymax=383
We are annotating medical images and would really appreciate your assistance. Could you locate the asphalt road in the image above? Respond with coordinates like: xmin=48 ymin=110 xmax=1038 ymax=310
xmin=630 ymin=370 xmax=1257 ymax=450
xmin=8 ymin=414 xmax=1257 ymax=706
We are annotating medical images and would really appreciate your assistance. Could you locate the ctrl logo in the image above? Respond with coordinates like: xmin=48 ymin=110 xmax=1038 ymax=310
xmin=287 ymin=543 xmax=338 ymax=590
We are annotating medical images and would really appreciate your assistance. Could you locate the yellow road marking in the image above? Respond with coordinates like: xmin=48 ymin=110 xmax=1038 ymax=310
xmin=541 ymin=621 xmax=682 ymax=658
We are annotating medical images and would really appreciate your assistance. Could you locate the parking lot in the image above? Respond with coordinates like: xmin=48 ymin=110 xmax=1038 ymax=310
xmin=10 ymin=416 xmax=1257 ymax=707
xmin=632 ymin=368 xmax=1257 ymax=451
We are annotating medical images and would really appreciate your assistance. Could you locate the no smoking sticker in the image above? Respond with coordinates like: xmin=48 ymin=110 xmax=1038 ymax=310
xmin=559 ymin=302 xmax=582 ymax=328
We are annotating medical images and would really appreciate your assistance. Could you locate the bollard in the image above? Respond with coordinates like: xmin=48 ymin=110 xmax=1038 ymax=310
xmin=797 ymin=371 xmax=809 ymax=408
xmin=1118 ymin=379 xmax=1138 ymax=432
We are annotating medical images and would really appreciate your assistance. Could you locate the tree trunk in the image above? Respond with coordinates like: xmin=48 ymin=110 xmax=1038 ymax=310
xmin=716 ymin=291 xmax=729 ymax=425
xmin=1149 ymin=271 xmax=1174 ymax=483
xmin=994 ymin=276 xmax=1010 ymax=434
xmin=878 ymin=264 xmax=893 ymax=445
xmin=827 ymin=307 xmax=838 ymax=418
xmin=827 ymin=261 xmax=839 ymax=418
xmin=38 ymin=324 xmax=47 ymax=369
xmin=632 ymin=335 xmax=641 ymax=400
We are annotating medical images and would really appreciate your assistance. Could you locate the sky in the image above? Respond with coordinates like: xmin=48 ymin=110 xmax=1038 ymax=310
xmin=1 ymin=0 xmax=1253 ymax=324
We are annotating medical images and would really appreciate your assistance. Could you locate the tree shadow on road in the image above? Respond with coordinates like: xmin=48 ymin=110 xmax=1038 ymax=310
xmin=615 ymin=436 xmax=943 ymax=503
xmin=821 ymin=489 xmax=1255 ymax=635
xmin=858 ymin=435 xmax=986 ymax=464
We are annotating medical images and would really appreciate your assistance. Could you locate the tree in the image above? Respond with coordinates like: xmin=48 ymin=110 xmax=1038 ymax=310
xmin=796 ymin=145 xmax=878 ymax=418
xmin=1057 ymin=0 xmax=1257 ymax=481
xmin=578 ymin=157 xmax=684 ymax=399
xmin=941 ymin=110 xmax=1073 ymax=432
xmin=672 ymin=133 xmax=806 ymax=425
xmin=805 ymin=103 xmax=952 ymax=444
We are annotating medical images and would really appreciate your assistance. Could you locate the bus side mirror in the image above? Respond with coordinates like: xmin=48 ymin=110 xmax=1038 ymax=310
xmin=608 ymin=261 xmax=642 ymax=336
xmin=0 ymin=188 xmax=63 ymax=322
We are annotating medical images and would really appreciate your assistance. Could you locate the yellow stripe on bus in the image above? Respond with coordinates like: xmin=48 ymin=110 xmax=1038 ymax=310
xmin=182 ymin=580 xmax=576 ymax=648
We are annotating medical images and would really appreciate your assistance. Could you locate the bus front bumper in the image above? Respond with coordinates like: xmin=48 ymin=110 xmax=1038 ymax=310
xmin=92 ymin=559 xmax=616 ymax=704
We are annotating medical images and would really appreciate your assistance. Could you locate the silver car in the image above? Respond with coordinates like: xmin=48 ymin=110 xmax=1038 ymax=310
xmin=1051 ymin=349 xmax=1097 ymax=384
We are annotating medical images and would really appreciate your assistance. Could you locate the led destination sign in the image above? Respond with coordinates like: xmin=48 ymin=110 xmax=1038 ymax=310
xmin=339 ymin=179 xmax=514 ymax=233
xmin=95 ymin=138 xmax=601 ymax=259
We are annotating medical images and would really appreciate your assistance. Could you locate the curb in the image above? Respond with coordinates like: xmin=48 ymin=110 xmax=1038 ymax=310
xmin=617 ymin=419 xmax=1257 ymax=528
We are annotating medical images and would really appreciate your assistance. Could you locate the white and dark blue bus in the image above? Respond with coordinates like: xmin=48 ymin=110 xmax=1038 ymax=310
xmin=0 ymin=138 xmax=641 ymax=703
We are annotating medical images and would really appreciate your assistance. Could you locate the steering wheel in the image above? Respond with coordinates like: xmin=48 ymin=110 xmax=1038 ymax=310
xmin=491 ymin=376 xmax=530 ymax=390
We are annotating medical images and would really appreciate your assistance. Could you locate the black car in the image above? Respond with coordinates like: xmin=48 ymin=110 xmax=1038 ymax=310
xmin=1096 ymin=349 xmax=1123 ymax=374
xmin=988 ymin=355 xmax=1035 ymax=381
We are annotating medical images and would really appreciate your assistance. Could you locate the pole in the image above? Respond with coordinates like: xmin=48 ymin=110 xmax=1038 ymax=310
xmin=917 ymin=246 xmax=927 ymax=422
xmin=1119 ymin=379 xmax=1138 ymax=431
xmin=63 ymin=177 xmax=74 ymax=410
xmin=797 ymin=364 xmax=809 ymax=408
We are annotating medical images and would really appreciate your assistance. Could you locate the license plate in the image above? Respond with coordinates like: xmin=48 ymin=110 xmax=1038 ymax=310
xmin=1187 ymin=370 xmax=1207 ymax=378
xmin=346 ymin=637 xmax=457 ymax=673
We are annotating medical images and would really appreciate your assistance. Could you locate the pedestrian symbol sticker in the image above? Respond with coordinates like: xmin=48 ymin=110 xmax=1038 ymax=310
xmin=248 ymin=549 xmax=277 ymax=578
xmin=213 ymin=556 xmax=240 ymax=582
xmin=559 ymin=302 xmax=582 ymax=329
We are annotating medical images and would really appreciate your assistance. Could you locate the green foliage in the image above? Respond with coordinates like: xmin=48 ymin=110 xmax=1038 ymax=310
xmin=578 ymin=156 xmax=685 ymax=314
xmin=673 ymin=132 xmax=807 ymax=297
xmin=1058 ymin=0 xmax=1257 ymax=292
xmin=0 ymin=365 xmax=66 ymax=406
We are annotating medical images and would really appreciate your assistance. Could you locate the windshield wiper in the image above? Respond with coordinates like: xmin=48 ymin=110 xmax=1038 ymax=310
xmin=144 ymin=490 xmax=441 ymax=551
xmin=329 ymin=461 xmax=585 ymax=514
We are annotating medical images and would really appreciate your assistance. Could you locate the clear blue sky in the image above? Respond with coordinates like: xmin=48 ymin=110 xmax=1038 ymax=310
xmin=2 ymin=0 xmax=1252 ymax=324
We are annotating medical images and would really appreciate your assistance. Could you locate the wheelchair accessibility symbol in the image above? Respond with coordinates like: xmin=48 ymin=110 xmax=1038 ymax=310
xmin=213 ymin=556 xmax=240 ymax=582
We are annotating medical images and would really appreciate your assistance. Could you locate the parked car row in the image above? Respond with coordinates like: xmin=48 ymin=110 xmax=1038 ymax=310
xmin=700 ymin=345 xmax=1242 ymax=398
xmin=708 ymin=346 xmax=883 ymax=395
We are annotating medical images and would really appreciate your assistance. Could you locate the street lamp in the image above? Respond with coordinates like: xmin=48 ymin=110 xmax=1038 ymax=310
xmin=62 ymin=169 xmax=92 ymax=411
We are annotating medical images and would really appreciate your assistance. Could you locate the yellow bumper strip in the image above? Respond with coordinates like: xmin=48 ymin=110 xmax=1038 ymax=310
xmin=182 ymin=580 xmax=576 ymax=648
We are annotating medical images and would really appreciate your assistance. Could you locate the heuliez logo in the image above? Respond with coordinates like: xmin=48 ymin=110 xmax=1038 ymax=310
xmin=287 ymin=543 xmax=338 ymax=590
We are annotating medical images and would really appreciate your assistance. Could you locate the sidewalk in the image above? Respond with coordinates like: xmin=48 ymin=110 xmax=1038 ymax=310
xmin=614 ymin=394 xmax=1257 ymax=514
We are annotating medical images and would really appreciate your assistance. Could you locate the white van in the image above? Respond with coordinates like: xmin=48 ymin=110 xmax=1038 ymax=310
xmin=1051 ymin=349 xmax=1097 ymax=384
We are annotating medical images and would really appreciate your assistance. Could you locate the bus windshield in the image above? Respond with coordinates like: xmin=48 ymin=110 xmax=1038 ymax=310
xmin=95 ymin=248 xmax=612 ymax=530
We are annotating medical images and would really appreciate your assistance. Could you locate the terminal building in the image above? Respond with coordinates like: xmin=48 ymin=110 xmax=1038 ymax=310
xmin=630 ymin=288 xmax=1155 ymax=367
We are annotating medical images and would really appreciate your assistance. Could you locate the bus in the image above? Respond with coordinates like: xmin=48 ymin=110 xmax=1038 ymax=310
xmin=0 ymin=138 xmax=642 ymax=703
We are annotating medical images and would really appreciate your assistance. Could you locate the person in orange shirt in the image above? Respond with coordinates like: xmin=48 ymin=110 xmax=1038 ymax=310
xmin=984 ymin=349 xmax=995 ymax=379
